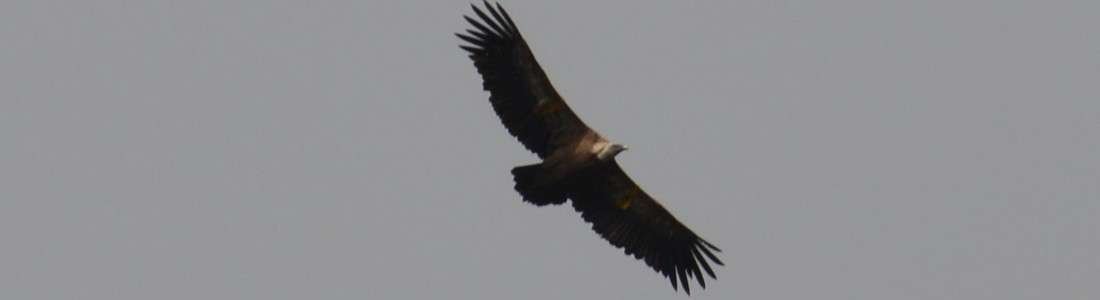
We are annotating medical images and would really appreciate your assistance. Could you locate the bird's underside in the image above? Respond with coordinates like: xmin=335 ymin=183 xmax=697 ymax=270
xmin=458 ymin=1 xmax=723 ymax=294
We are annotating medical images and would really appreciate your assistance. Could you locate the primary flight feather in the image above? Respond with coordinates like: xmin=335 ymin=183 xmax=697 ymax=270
xmin=457 ymin=1 xmax=723 ymax=294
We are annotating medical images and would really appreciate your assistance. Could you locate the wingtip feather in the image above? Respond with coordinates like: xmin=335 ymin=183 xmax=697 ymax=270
xmin=470 ymin=2 xmax=506 ymax=37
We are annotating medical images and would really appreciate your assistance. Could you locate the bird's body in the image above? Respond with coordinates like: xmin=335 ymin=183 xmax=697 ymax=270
xmin=514 ymin=131 xmax=621 ymax=199
xmin=458 ymin=1 xmax=723 ymax=294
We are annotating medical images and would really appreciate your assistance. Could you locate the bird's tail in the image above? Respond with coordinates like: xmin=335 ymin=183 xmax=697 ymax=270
xmin=511 ymin=163 xmax=567 ymax=206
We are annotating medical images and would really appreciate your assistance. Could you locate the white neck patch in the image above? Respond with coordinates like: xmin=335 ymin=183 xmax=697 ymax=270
xmin=594 ymin=141 xmax=618 ymax=160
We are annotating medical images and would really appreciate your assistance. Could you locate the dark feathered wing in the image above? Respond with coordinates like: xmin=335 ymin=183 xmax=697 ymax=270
xmin=569 ymin=161 xmax=724 ymax=294
xmin=457 ymin=1 xmax=589 ymax=158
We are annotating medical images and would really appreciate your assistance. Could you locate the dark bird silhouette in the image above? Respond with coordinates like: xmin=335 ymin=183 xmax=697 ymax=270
xmin=457 ymin=1 xmax=723 ymax=294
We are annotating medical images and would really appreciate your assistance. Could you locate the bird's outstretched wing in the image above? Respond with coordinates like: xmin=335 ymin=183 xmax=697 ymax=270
xmin=457 ymin=1 xmax=590 ymax=158
xmin=569 ymin=161 xmax=724 ymax=294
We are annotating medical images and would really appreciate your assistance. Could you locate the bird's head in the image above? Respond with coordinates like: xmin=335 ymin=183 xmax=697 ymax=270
xmin=598 ymin=143 xmax=629 ymax=160
xmin=611 ymin=144 xmax=629 ymax=155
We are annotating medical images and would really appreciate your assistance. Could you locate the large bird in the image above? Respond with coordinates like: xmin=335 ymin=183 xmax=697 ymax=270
xmin=457 ymin=1 xmax=723 ymax=294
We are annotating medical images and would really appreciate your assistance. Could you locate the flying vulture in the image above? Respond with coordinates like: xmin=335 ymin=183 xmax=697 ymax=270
xmin=457 ymin=1 xmax=723 ymax=294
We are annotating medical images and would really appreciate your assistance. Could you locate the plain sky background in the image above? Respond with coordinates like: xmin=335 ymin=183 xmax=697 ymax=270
xmin=2 ymin=1 xmax=1098 ymax=299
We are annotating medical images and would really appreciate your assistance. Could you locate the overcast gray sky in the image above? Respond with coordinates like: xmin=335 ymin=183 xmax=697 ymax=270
xmin=2 ymin=1 xmax=1098 ymax=299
